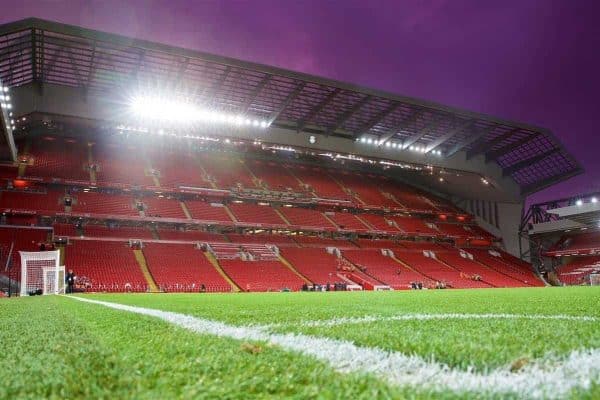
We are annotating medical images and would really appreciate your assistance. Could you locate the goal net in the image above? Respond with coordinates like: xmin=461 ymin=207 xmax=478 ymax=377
xmin=19 ymin=250 xmax=64 ymax=296
xmin=590 ymin=273 xmax=600 ymax=286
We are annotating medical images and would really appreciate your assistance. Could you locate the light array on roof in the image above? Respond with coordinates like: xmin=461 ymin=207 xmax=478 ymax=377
xmin=0 ymin=85 xmax=14 ymax=131
xmin=357 ymin=136 xmax=442 ymax=156
xmin=113 ymin=126 xmax=465 ymax=176
xmin=573 ymin=197 xmax=599 ymax=207
xmin=129 ymin=95 xmax=270 ymax=128
xmin=115 ymin=124 xmax=219 ymax=142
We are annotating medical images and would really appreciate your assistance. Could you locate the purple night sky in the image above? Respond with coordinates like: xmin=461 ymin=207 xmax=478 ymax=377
xmin=3 ymin=0 xmax=599 ymax=204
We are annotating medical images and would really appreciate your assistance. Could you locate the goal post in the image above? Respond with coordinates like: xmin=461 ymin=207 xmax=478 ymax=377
xmin=19 ymin=250 xmax=64 ymax=296
xmin=590 ymin=273 xmax=600 ymax=286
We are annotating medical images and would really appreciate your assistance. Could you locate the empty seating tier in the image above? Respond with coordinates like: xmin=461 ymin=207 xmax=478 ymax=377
xmin=556 ymin=256 xmax=600 ymax=285
xmin=342 ymin=249 xmax=426 ymax=289
xmin=93 ymin=143 xmax=154 ymax=187
xmin=391 ymin=216 xmax=439 ymax=236
xmin=72 ymin=191 xmax=138 ymax=216
xmin=385 ymin=185 xmax=436 ymax=211
xmin=290 ymin=166 xmax=351 ymax=201
xmin=148 ymin=151 xmax=207 ymax=189
xmin=332 ymin=172 xmax=399 ymax=208
xmin=279 ymin=207 xmax=336 ymax=230
xmin=143 ymin=243 xmax=231 ymax=292
xmin=2 ymin=136 xmax=538 ymax=292
xmin=394 ymin=250 xmax=491 ymax=289
xmin=435 ymin=251 xmax=526 ymax=288
xmin=469 ymin=249 xmax=543 ymax=286
xmin=83 ymin=225 xmax=154 ymax=239
xmin=325 ymin=212 xmax=370 ymax=232
xmin=219 ymin=259 xmax=304 ymax=292
xmin=228 ymin=202 xmax=287 ymax=226
xmin=184 ymin=201 xmax=232 ymax=223
xmin=358 ymin=214 xmax=396 ymax=233
xmin=141 ymin=196 xmax=186 ymax=219
xmin=280 ymin=247 xmax=340 ymax=284
xmin=247 ymin=159 xmax=302 ymax=192
xmin=199 ymin=153 xmax=257 ymax=189
xmin=24 ymin=137 xmax=90 ymax=182
xmin=65 ymin=240 xmax=147 ymax=292
xmin=436 ymin=223 xmax=472 ymax=238
xmin=0 ymin=189 xmax=64 ymax=213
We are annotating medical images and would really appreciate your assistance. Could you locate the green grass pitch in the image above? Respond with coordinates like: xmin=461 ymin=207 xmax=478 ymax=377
xmin=1 ymin=287 xmax=598 ymax=399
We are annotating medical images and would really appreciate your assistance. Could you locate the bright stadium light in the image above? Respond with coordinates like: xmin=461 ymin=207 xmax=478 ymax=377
xmin=592 ymin=197 xmax=598 ymax=203
xmin=129 ymin=95 xmax=269 ymax=128
xmin=576 ymin=199 xmax=583 ymax=206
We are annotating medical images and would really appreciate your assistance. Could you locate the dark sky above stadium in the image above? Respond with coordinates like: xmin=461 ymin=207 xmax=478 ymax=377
xmin=3 ymin=0 xmax=599 ymax=204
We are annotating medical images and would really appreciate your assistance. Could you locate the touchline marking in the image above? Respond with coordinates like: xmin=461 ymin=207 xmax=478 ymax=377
xmin=273 ymin=313 xmax=599 ymax=328
xmin=67 ymin=296 xmax=599 ymax=399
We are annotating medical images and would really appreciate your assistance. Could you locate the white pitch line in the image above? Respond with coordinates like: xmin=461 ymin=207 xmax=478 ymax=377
xmin=272 ymin=313 xmax=599 ymax=328
xmin=67 ymin=296 xmax=600 ymax=399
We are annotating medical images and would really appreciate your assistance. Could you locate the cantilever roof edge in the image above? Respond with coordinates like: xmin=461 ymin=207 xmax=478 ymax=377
xmin=0 ymin=17 xmax=583 ymax=195
xmin=0 ymin=18 xmax=566 ymax=133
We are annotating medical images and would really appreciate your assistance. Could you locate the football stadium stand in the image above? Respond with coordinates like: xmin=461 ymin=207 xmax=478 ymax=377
xmin=2 ymin=17 xmax=584 ymax=294
xmin=0 ymin=130 xmax=551 ymax=293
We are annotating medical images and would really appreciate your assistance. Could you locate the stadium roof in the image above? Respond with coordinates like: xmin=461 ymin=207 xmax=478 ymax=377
xmin=0 ymin=18 xmax=583 ymax=195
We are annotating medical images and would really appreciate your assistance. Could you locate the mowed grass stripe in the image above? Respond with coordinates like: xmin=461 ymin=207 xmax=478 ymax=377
xmin=274 ymin=313 xmax=599 ymax=328
xmin=0 ymin=296 xmax=406 ymax=399
xmin=68 ymin=295 xmax=600 ymax=399
xmin=87 ymin=287 xmax=600 ymax=327
xmin=86 ymin=287 xmax=600 ymax=371
xmin=274 ymin=318 xmax=600 ymax=371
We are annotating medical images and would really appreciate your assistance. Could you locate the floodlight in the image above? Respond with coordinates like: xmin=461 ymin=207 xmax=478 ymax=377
xmin=576 ymin=199 xmax=583 ymax=206
xmin=129 ymin=95 xmax=269 ymax=128
xmin=592 ymin=197 xmax=598 ymax=203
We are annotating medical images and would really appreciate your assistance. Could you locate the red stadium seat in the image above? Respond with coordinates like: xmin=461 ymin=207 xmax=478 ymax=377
xmin=228 ymin=202 xmax=288 ymax=226
xmin=65 ymin=240 xmax=147 ymax=292
xmin=143 ymin=243 xmax=231 ymax=292
xmin=279 ymin=207 xmax=336 ymax=230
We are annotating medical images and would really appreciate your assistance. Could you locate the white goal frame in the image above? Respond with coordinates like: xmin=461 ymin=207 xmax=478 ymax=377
xmin=19 ymin=250 xmax=64 ymax=296
xmin=590 ymin=273 xmax=600 ymax=286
